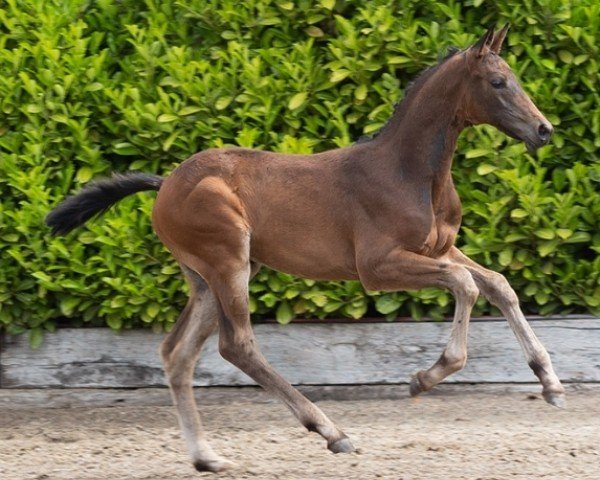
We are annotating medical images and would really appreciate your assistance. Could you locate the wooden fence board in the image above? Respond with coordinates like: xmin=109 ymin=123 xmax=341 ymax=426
xmin=1 ymin=318 xmax=598 ymax=388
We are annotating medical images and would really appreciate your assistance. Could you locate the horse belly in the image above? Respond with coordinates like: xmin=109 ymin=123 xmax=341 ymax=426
xmin=249 ymin=225 xmax=359 ymax=281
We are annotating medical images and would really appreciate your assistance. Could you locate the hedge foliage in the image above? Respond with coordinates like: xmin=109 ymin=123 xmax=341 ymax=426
xmin=1 ymin=0 xmax=598 ymax=345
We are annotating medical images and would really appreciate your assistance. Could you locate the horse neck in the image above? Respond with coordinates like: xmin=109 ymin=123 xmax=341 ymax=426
xmin=374 ymin=55 xmax=468 ymax=184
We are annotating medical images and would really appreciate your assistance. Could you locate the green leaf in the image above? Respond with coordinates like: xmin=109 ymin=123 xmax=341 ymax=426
xmin=305 ymin=26 xmax=324 ymax=37
xmin=535 ymin=229 xmax=555 ymax=240
xmin=178 ymin=106 xmax=202 ymax=116
xmin=505 ymin=233 xmax=527 ymax=242
xmin=113 ymin=142 xmax=140 ymax=156
xmin=26 ymin=104 xmax=42 ymax=113
xmin=85 ymin=82 xmax=104 ymax=92
xmin=557 ymin=50 xmax=573 ymax=64
xmin=288 ymin=92 xmax=308 ymax=110
xmin=355 ymin=84 xmax=368 ymax=101
xmin=565 ymin=232 xmax=591 ymax=243
xmin=107 ymin=317 xmax=122 ymax=330
xmin=345 ymin=300 xmax=367 ymax=319
xmin=477 ymin=164 xmax=497 ymax=175
xmin=215 ymin=97 xmax=233 ymax=110
xmin=276 ymin=301 xmax=294 ymax=324
xmin=162 ymin=131 xmax=179 ymax=151
xmin=556 ymin=228 xmax=573 ymax=240
xmin=76 ymin=167 xmax=94 ymax=183
xmin=466 ymin=149 xmax=491 ymax=159
xmin=157 ymin=113 xmax=178 ymax=123
xmin=388 ymin=56 xmax=412 ymax=65
xmin=498 ymin=249 xmax=513 ymax=267
xmin=78 ymin=232 xmax=96 ymax=244
xmin=375 ymin=295 xmax=401 ymax=315
xmin=51 ymin=114 xmax=68 ymax=124
xmin=29 ymin=328 xmax=44 ymax=349
xmin=283 ymin=288 xmax=299 ymax=299
xmin=510 ymin=209 xmax=528 ymax=219
xmin=146 ymin=302 xmax=160 ymax=319
xmin=60 ymin=297 xmax=79 ymax=316
xmin=541 ymin=59 xmax=555 ymax=70
xmin=260 ymin=293 xmax=278 ymax=308
xmin=161 ymin=265 xmax=180 ymax=275
xmin=538 ymin=240 xmax=560 ymax=257
xmin=330 ymin=70 xmax=350 ymax=83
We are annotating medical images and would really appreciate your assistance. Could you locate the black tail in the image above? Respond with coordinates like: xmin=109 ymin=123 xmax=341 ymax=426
xmin=46 ymin=172 xmax=163 ymax=236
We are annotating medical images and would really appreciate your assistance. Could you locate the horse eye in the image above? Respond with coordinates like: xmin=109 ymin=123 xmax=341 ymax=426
xmin=490 ymin=78 xmax=506 ymax=89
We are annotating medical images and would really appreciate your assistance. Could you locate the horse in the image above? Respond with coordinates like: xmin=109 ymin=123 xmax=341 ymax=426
xmin=46 ymin=25 xmax=564 ymax=473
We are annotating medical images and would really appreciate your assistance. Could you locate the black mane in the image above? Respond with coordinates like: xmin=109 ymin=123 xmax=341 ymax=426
xmin=356 ymin=47 xmax=462 ymax=144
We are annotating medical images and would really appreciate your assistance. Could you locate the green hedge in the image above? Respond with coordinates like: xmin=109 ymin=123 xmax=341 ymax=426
xmin=1 ymin=0 xmax=598 ymax=345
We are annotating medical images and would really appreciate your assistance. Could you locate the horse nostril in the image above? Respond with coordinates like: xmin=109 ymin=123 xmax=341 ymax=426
xmin=538 ymin=123 xmax=553 ymax=142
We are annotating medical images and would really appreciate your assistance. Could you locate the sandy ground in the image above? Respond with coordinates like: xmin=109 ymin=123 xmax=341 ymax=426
xmin=1 ymin=387 xmax=599 ymax=480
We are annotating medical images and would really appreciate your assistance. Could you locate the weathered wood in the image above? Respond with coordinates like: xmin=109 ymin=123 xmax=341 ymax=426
xmin=2 ymin=384 xmax=599 ymax=410
xmin=1 ymin=318 xmax=598 ymax=388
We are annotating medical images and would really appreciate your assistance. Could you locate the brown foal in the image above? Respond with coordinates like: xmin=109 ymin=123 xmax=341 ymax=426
xmin=47 ymin=26 xmax=565 ymax=473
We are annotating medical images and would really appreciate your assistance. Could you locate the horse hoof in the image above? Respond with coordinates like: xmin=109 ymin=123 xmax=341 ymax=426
xmin=194 ymin=457 xmax=236 ymax=473
xmin=543 ymin=391 xmax=566 ymax=409
xmin=328 ymin=437 xmax=355 ymax=454
xmin=409 ymin=373 xmax=424 ymax=397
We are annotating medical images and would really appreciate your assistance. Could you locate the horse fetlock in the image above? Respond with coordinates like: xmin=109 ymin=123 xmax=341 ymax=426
xmin=441 ymin=351 xmax=467 ymax=373
xmin=304 ymin=419 xmax=347 ymax=444
xmin=303 ymin=417 xmax=354 ymax=453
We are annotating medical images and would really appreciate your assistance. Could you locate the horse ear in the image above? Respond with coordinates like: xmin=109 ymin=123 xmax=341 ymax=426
xmin=490 ymin=23 xmax=510 ymax=54
xmin=474 ymin=25 xmax=495 ymax=58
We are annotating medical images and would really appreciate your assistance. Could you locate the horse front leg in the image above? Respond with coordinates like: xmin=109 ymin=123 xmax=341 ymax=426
xmin=358 ymin=249 xmax=479 ymax=394
xmin=448 ymin=247 xmax=565 ymax=407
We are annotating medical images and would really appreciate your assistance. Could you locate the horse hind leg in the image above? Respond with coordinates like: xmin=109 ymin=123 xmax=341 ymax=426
xmin=160 ymin=265 xmax=231 ymax=473
xmin=207 ymin=257 xmax=354 ymax=454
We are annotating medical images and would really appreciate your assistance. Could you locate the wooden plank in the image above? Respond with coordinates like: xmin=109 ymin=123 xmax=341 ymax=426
xmin=2 ymin=384 xmax=600 ymax=410
xmin=1 ymin=319 xmax=599 ymax=388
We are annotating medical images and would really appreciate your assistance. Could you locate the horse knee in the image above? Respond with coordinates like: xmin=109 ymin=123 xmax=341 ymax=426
xmin=439 ymin=351 xmax=467 ymax=374
xmin=487 ymin=273 xmax=519 ymax=309
xmin=451 ymin=266 xmax=479 ymax=305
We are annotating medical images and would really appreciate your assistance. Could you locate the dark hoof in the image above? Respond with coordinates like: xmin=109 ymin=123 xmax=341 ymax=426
xmin=543 ymin=391 xmax=566 ymax=409
xmin=328 ymin=437 xmax=355 ymax=454
xmin=409 ymin=373 xmax=425 ymax=397
xmin=194 ymin=458 xmax=235 ymax=473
